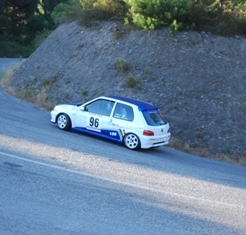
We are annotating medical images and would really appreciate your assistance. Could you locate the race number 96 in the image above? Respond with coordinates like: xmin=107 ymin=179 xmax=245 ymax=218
xmin=89 ymin=117 xmax=99 ymax=128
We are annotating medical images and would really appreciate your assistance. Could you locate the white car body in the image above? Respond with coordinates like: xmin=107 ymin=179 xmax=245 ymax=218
xmin=51 ymin=95 xmax=171 ymax=150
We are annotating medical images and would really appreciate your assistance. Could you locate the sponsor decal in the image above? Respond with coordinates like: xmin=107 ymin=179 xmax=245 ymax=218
xmin=86 ymin=126 xmax=101 ymax=132
xmin=119 ymin=129 xmax=126 ymax=137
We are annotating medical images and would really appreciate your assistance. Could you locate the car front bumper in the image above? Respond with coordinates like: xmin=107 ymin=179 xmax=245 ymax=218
xmin=50 ymin=109 xmax=58 ymax=123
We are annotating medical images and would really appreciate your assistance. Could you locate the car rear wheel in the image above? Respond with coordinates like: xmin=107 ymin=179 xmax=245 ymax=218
xmin=57 ymin=114 xmax=71 ymax=131
xmin=124 ymin=133 xmax=140 ymax=150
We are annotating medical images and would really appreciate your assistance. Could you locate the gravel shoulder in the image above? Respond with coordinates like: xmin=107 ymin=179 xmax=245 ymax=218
xmin=9 ymin=21 xmax=246 ymax=164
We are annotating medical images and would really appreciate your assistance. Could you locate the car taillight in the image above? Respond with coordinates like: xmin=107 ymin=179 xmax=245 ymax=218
xmin=143 ymin=130 xmax=154 ymax=136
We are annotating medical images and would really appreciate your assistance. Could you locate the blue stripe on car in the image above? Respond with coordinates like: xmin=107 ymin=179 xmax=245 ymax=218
xmin=72 ymin=127 xmax=122 ymax=143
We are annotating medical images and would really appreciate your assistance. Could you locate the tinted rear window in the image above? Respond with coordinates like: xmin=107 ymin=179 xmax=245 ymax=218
xmin=142 ymin=110 xmax=167 ymax=126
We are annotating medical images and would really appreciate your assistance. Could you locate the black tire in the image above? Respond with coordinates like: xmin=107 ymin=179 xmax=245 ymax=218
xmin=124 ymin=133 xmax=140 ymax=150
xmin=57 ymin=114 xmax=71 ymax=131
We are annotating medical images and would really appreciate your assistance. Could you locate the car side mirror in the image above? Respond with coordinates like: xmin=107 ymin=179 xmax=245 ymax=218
xmin=79 ymin=106 xmax=86 ymax=111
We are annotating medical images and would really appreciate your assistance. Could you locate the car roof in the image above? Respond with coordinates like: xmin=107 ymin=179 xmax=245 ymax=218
xmin=105 ymin=95 xmax=158 ymax=111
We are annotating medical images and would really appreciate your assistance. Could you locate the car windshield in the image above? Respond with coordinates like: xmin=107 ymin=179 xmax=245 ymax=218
xmin=142 ymin=109 xmax=167 ymax=126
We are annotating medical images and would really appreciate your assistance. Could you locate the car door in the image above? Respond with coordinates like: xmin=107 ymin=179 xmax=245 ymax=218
xmin=109 ymin=102 xmax=135 ymax=141
xmin=73 ymin=98 xmax=116 ymax=140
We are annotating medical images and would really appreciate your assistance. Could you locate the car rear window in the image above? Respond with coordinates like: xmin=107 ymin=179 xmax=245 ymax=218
xmin=142 ymin=110 xmax=167 ymax=126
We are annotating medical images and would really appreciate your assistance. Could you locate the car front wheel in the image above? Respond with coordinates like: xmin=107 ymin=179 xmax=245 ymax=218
xmin=124 ymin=133 xmax=140 ymax=150
xmin=57 ymin=114 xmax=71 ymax=131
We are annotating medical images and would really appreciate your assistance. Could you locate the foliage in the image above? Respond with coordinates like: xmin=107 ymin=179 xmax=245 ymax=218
xmin=80 ymin=0 xmax=126 ymax=20
xmin=0 ymin=0 xmax=67 ymax=57
xmin=51 ymin=0 xmax=127 ymax=26
xmin=0 ymin=0 xmax=245 ymax=57
xmin=55 ymin=0 xmax=245 ymax=35
xmin=0 ymin=1 xmax=51 ymax=44
xmin=115 ymin=58 xmax=130 ymax=73
xmin=123 ymin=0 xmax=191 ymax=29
xmin=123 ymin=0 xmax=246 ymax=34
xmin=126 ymin=74 xmax=139 ymax=88
xmin=0 ymin=41 xmax=34 ymax=58
xmin=122 ymin=0 xmax=216 ymax=31
xmin=51 ymin=2 xmax=71 ymax=25
xmin=32 ymin=29 xmax=52 ymax=50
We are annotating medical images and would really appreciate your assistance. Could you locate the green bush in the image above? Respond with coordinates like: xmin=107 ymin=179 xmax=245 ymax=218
xmin=126 ymin=74 xmax=139 ymax=88
xmin=216 ymin=12 xmax=246 ymax=35
xmin=124 ymin=0 xmax=193 ymax=30
xmin=80 ymin=0 xmax=126 ymax=19
xmin=0 ymin=41 xmax=33 ymax=58
xmin=115 ymin=58 xmax=130 ymax=73
xmin=49 ymin=0 xmax=246 ymax=36
xmin=52 ymin=0 xmax=127 ymax=26
xmin=123 ymin=0 xmax=246 ymax=34
xmin=51 ymin=2 xmax=71 ymax=25
xmin=2 ymin=0 xmax=246 ymax=57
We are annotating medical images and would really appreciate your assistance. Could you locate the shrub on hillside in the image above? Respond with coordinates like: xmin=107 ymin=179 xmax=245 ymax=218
xmin=124 ymin=0 xmax=195 ymax=30
xmin=50 ymin=0 xmax=246 ymax=36
xmin=0 ymin=41 xmax=33 ymax=58
xmin=52 ymin=0 xmax=126 ymax=26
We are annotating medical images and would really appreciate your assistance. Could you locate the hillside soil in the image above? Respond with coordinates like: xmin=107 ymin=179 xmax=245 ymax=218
xmin=11 ymin=21 xmax=246 ymax=164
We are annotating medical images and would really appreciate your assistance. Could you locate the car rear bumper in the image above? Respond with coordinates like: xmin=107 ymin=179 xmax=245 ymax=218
xmin=140 ymin=133 xmax=171 ymax=149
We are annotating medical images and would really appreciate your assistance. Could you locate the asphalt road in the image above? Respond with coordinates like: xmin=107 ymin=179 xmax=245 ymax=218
xmin=0 ymin=61 xmax=246 ymax=234
xmin=0 ymin=58 xmax=24 ymax=72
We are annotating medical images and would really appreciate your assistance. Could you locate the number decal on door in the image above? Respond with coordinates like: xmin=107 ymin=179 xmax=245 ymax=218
xmin=89 ymin=117 xmax=99 ymax=128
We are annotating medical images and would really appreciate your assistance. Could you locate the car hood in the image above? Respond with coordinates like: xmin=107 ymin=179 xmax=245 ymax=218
xmin=54 ymin=103 xmax=80 ymax=111
xmin=70 ymin=102 xmax=83 ymax=106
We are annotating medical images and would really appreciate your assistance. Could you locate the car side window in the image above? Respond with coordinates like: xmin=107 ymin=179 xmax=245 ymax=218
xmin=85 ymin=99 xmax=115 ymax=116
xmin=113 ymin=103 xmax=134 ymax=121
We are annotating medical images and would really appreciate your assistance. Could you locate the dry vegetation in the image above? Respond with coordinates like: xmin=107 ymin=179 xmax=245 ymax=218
xmin=0 ymin=63 xmax=56 ymax=110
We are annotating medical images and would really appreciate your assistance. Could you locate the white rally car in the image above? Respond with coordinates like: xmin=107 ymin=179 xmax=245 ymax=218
xmin=50 ymin=95 xmax=171 ymax=150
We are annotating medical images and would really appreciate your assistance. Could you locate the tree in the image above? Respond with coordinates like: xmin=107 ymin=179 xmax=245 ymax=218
xmin=0 ymin=0 xmax=40 ymax=43
xmin=37 ymin=0 xmax=69 ymax=24
xmin=0 ymin=0 xmax=69 ymax=56
xmin=0 ymin=0 xmax=68 ymax=45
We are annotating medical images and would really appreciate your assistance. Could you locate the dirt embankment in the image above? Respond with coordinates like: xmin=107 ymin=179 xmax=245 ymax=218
xmin=12 ymin=21 xmax=246 ymax=162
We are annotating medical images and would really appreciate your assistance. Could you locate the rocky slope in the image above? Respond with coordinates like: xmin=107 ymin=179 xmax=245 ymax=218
xmin=12 ymin=21 xmax=246 ymax=161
